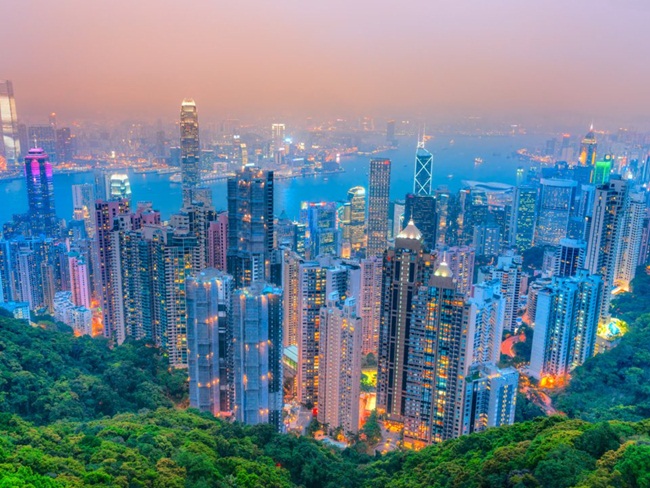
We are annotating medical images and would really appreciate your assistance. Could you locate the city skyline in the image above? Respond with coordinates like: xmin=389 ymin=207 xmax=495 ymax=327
xmin=2 ymin=1 xmax=650 ymax=126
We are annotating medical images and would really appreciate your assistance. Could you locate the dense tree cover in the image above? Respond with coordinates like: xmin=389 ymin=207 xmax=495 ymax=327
xmin=0 ymin=312 xmax=187 ymax=424
xmin=554 ymin=269 xmax=650 ymax=422
xmin=0 ymin=409 xmax=649 ymax=487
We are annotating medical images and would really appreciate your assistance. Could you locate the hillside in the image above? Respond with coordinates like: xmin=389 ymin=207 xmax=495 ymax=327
xmin=0 ymin=409 xmax=649 ymax=487
xmin=554 ymin=268 xmax=650 ymax=422
xmin=0 ymin=311 xmax=187 ymax=424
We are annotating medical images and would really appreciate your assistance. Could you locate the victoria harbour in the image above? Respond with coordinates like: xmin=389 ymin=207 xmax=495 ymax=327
xmin=0 ymin=134 xmax=543 ymax=223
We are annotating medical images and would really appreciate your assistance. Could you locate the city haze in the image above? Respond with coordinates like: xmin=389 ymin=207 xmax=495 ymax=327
xmin=3 ymin=0 xmax=650 ymax=125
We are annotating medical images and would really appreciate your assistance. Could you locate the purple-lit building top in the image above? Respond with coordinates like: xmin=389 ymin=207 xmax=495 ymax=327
xmin=24 ymin=147 xmax=58 ymax=237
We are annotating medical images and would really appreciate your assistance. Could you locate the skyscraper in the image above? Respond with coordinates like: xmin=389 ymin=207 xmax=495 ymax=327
xmin=585 ymin=177 xmax=629 ymax=322
xmin=377 ymin=221 xmax=436 ymax=427
xmin=435 ymin=246 xmax=476 ymax=296
xmin=0 ymin=80 xmax=21 ymax=167
xmin=403 ymin=193 xmax=437 ymax=249
xmin=207 ymin=211 xmax=228 ymax=271
xmin=401 ymin=258 xmax=467 ymax=447
xmin=579 ymin=126 xmax=597 ymax=167
xmin=482 ymin=251 xmax=523 ymax=332
xmin=616 ymin=192 xmax=645 ymax=292
xmin=413 ymin=137 xmax=433 ymax=196
xmin=227 ymin=166 xmax=275 ymax=288
xmin=94 ymin=199 xmax=131 ymax=342
xmin=359 ymin=255 xmax=383 ymax=356
xmin=592 ymin=154 xmax=613 ymax=185
xmin=180 ymin=99 xmax=200 ymax=203
xmin=72 ymin=183 xmax=96 ymax=238
xmin=232 ymin=283 xmax=283 ymax=430
xmin=554 ymin=238 xmax=586 ymax=277
xmin=187 ymin=269 xmax=234 ymax=417
xmin=510 ymin=185 xmax=537 ymax=251
xmin=24 ymin=148 xmax=58 ymax=238
xmin=301 ymin=201 xmax=339 ymax=258
xmin=462 ymin=363 xmax=518 ymax=436
xmin=529 ymin=270 xmax=602 ymax=381
xmin=318 ymin=296 xmax=362 ymax=434
xmin=343 ymin=186 xmax=366 ymax=255
xmin=367 ymin=158 xmax=391 ymax=256
xmin=534 ymin=179 xmax=577 ymax=247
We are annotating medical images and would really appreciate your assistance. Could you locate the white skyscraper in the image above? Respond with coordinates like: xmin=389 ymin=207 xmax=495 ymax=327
xmin=0 ymin=80 xmax=21 ymax=167
xmin=186 ymin=269 xmax=234 ymax=418
xmin=317 ymin=296 xmax=362 ymax=434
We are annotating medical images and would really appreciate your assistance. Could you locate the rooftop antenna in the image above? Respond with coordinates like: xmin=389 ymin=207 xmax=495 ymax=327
xmin=417 ymin=124 xmax=426 ymax=149
xmin=32 ymin=135 xmax=38 ymax=149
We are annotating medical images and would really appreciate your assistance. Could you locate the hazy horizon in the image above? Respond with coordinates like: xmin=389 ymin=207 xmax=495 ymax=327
xmin=3 ymin=0 xmax=650 ymax=128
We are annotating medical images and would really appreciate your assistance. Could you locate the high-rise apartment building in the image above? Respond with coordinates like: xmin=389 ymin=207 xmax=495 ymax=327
xmin=24 ymin=148 xmax=58 ymax=238
xmin=318 ymin=296 xmax=362 ymax=434
xmin=377 ymin=221 xmax=436 ymax=426
xmin=180 ymin=99 xmax=200 ymax=203
xmin=282 ymin=250 xmax=303 ymax=348
xmin=94 ymin=199 xmax=131 ymax=342
xmin=435 ymin=246 xmax=476 ymax=296
xmin=465 ymin=280 xmax=505 ymax=365
xmin=207 ymin=211 xmax=228 ymax=271
xmin=359 ymin=255 xmax=383 ymax=356
xmin=187 ymin=268 xmax=234 ymax=418
xmin=0 ymin=80 xmax=21 ymax=167
xmin=529 ymin=270 xmax=602 ymax=380
xmin=482 ymin=251 xmax=523 ymax=332
xmin=461 ymin=363 xmax=518 ymax=436
xmin=616 ymin=192 xmax=645 ymax=292
xmin=227 ymin=166 xmax=275 ymax=288
xmin=401 ymin=259 xmax=467 ymax=447
xmin=367 ymin=158 xmax=391 ymax=256
xmin=232 ymin=283 xmax=283 ymax=431
xmin=585 ymin=177 xmax=629 ymax=322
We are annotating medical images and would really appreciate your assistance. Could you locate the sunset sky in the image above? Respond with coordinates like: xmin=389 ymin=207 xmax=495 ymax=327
xmin=3 ymin=0 xmax=649 ymax=125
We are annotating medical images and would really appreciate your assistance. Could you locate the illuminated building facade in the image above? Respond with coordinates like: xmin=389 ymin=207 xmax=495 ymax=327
xmin=377 ymin=221 xmax=436 ymax=426
xmin=24 ymin=148 xmax=58 ymax=238
xmin=585 ymin=177 xmax=629 ymax=322
xmin=579 ymin=126 xmax=597 ymax=167
xmin=367 ymin=158 xmax=391 ymax=256
xmin=403 ymin=193 xmax=437 ymax=249
xmin=302 ymin=201 xmax=339 ymax=258
xmin=413 ymin=138 xmax=433 ymax=196
xmin=534 ymin=179 xmax=577 ymax=247
xmin=180 ymin=99 xmax=200 ymax=203
xmin=318 ymin=296 xmax=362 ymax=434
xmin=232 ymin=283 xmax=283 ymax=431
xmin=592 ymin=155 xmax=613 ymax=185
xmin=359 ymin=255 xmax=383 ymax=355
xmin=510 ymin=185 xmax=537 ymax=251
xmin=227 ymin=166 xmax=275 ymax=288
xmin=0 ymin=80 xmax=21 ymax=167
xmin=529 ymin=270 xmax=602 ymax=381
xmin=187 ymin=268 xmax=234 ymax=418
xmin=402 ymin=258 xmax=467 ymax=447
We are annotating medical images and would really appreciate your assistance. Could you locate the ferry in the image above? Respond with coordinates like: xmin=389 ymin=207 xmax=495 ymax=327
xmin=474 ymin=157 xmax=484 ymax=167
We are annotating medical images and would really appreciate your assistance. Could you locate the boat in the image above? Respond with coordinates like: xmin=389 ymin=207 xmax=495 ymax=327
xmin=169 ymin=173 xmax=182 ymax=184
xmin=474 ymin=157 xmax=484 ymax=166
xmin=447 ymin=174 xmax=454 ymax=179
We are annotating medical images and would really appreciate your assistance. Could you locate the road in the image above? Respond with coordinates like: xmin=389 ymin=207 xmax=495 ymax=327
xmin=501 ymin=333 xmax=525 ymax=357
